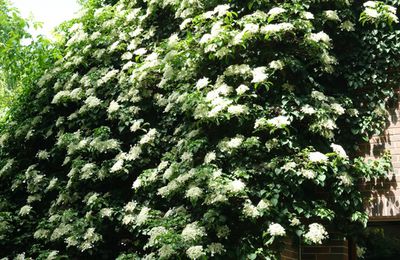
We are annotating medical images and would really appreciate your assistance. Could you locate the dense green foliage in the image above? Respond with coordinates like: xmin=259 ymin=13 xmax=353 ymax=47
xmin=0 ymin=0 xmax=59 ymax=117
xmin=0 ymin=0 xmax=399 ymax=259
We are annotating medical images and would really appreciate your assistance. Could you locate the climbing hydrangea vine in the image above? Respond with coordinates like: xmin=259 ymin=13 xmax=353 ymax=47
xmin=0 ymin=0 xmax=399 ymax=259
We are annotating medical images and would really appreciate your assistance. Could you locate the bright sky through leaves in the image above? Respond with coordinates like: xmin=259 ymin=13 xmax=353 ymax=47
xmin=10 ymin=0 xmax=80 ymax=38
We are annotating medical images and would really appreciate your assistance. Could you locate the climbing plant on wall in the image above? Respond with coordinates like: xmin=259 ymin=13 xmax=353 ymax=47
xmin=0 ymin=0 xmax=399 ymax=259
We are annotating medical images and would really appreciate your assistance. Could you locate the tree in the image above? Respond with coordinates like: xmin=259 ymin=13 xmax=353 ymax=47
xmin=0 ymin=0 xmax=398 ymax=259
xmin=0 ymin=0 xmax=59 ymax=118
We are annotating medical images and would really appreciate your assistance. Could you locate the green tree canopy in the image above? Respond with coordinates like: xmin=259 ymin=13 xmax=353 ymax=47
xmin=0 ymin=0 xmax=399 ymax=259
xmin=0 ymin=0 xmax=59 ymax=117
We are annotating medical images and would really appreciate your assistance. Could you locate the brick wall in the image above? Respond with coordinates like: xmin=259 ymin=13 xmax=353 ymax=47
xmin=281 ymin=238 xmax=349 ymax=260
xmin=281 ymin=238 xmax=299 ymax=260
xmin=301 ymin=239 xmax=349 ymax=260
xmin=360 ymin=103 xmax=400 ymax=219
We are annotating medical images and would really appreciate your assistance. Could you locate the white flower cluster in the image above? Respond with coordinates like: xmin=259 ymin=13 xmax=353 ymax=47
xmin=181 ymin=222 xmax=206 ymax=242
xmin=260 ymin=23 xmax=294 ymax=35
xmin=267 ymin=223 xmax=286 ymax=236
xmin=338 ymin=173 xmax=353 ymax=186
xmin=228 ymin=179 xmax=246 ymax=193
xmin=186 ymin=245 xmax=205 ymax=259
xmin=251 ymin=67 xmax=268 ymax=83
xmin=330 ymin=143 xmax=348 ymax=159
xmin=309 ymin=152 xmax=328 ymax=163
xmin=363 ymin=1 xmax=398 ymax=22
xmin=304 ymin=223 xmax=328 ymax=244
xmin=308 ymin=31 xmax=331 ymax=44
xmin=185 ymin=187 xmax=203 ymax=200
xmin=267 ymin=116 xmax=290 ymax=128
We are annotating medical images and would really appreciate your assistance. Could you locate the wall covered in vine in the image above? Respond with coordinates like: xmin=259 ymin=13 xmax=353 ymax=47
xmin=0 ymin=0 xmax=399 ymax=259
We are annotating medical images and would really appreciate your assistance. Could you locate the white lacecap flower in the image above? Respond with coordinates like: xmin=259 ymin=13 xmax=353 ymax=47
xmin=226 ymin=137 xmax=243 ymax=149
xmin=47 ymin=250 xmax=59 ymax=260
xmin=186 ymin=245 xmax=205 ymax=260
xmin=236 ymin=84 xmax=249 ymax=95
xmin=212 ymin=169 xmax=223 ymax=179
xmin=124 ymin=201 xmax=137 ymax=212
xmin=302 ymin=12 xmax=314 ymax=19
xmin=159 ymin=245 xmax=175 ymax=258
xmin=110 ymin=159 xmax=124 ymax=172
xmin=85 ymin=96 xmax=101 ymax=108
xmin=127 ymin=145 xmax=142 ymax=161
xmin=157 ymin=161 xmax=169 ymax=171
xmin=304 ymin=223 xmax=328 ymax=244
xmin=109 ymin=41 xmax=120 ymax=52
xmin=87 ymin=193 xmax=99 ymax=205
xmin=269 ymin=60 xmax=285 ymax=70
xmin=387 ymin=5 xmax=397 ymax=14
xmin=108 ymin=101 xmax=120 ymax=114
xmin=181 ymin=222 xmax=205 ymax=242
xmin=228 ymin=179 xmax=246 ymax=193
xmin=254 ymin=118 xmax=268 ymax=129
xmin=136 ymin=206 xmax=150 ymax=226
xmin=251 ymin=67 xmax=268 ymax=83
xmin=301 ymin=169 xmax=317 ymax=179
xmin=19 ymin=205 xmax=32 ymax=216
xmin=243 ymin=23 xmax=260 ymax=34
xmin=132 ymin=178 xmax=142 ymax=189
xmin=168 ymin=33 xmax=179 ymax=47
xmin=37 ymin=150 xmax=50 ymax=160
xmin=332 ymin=103 xmax=345 ymax=115
xmin=311 ymin=90 xmax=328 ymax=101
xmin=364 ymin=1 xmax=377 ymax=8
xmin=330 ymin=143 xmax=348 ymax=158
xmin=148 ymin=226 xmax=168 ymax=246
xmin=139 ymin=129 xmax=157 ymax=145
xmin=290 ymin=217 xmax=301 ymax=226
xmin=200 ymin=33 xmax=212 ymax=44
xmin=309 ymin=31 xmax=331 ymax=44
xmin=267 ymin=223 xmax=286 ymax=236
xmin=365 ymin=8 xmax=379 ymax=18
xmin=181 ymin=152 xmax=193 ymax=162
xmin=204 ymin=151 xmax=216 ymax=164
xmin=261 ymin=23 xmax=294 ymax=34
xmin=121 ymin=52 xmax=133 ymax=60
xmin=208 ymin=243 xmax=226 ymax=256
xmin=267 ymin=115 xmax=290 ymax=128
xmin=122 ymin=214 xmax=135 ymax=225
xmin=227 ymin=105 xmax=248 ymax=115
xmin=180 ymin=18 xmax=192 ymax=30
xmin=196 ymin=77 xmax=210 ymax=90
xmin=100 ymin=208 xmax=113 ymax=218
xmin=268 ymin=7 xmax=286 ymax=17
xmin=185 ymin=187 xmax=203 ymax=200
xmin=309 ymin=152 xmax=328 ymax=163
xmin=133 ymin=48 xmax=147 ymax=56
xmin=301 ymin=105 xmax=316 ymax=115
xmin=282 ymin=162 xmax=296 ymax=172
xmin=341 ymin=20 xmax=355 ymax=31
xmin=257 ymin=199 xmax=271 ymax=211
xmin=243 ymin=200 xmax=260 ymax=218
xmin=324 ymin=10 xmax=340 ymax=21
xmin=130 ymin=120 xmax=143 ymax=132
xmin=321 ymin=119 xmax=336 ymax=130
xmin=214 ymin=4 xmax=230 ymax=17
